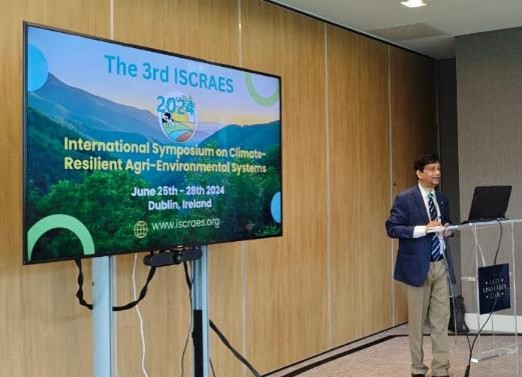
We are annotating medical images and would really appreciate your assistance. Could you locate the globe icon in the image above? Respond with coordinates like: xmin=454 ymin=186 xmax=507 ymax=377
xmin=133 ymin=221 xmax=148 ymax=239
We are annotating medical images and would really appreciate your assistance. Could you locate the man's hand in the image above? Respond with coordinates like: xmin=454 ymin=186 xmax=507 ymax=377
xmin=427 ymin=221 xmax=453 ymax=238
xmin=426 ymin=220 xmax=442 ymax=229
xmin=443 ymin=222 xmax=453 ymax=238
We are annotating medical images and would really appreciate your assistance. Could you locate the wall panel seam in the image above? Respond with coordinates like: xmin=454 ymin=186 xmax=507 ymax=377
xmin=323 ymin=23 xmax=332 ymax=348
xmin=238 ymin=1 xmax=247 ymax=374
xmin=110 ymin=2 xmax=117 ymax=375
xmin=387 ymin=46 xmax=395 ymax=326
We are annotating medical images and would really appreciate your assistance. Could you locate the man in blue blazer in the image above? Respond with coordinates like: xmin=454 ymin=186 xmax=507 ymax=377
xmin=386 ymin=154 xmax=454 ymax=377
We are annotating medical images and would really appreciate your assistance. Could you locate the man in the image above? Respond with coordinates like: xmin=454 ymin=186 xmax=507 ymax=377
xmin=386 ymin=154 xmax=454 ymax=377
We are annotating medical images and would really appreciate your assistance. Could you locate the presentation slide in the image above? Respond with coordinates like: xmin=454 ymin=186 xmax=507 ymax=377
xmin=24 ymin=23 xmax=282 ymax=264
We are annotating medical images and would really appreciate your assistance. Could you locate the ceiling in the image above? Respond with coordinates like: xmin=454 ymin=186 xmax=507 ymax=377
xmin=267 ymin=0 xmax=522 ymax=59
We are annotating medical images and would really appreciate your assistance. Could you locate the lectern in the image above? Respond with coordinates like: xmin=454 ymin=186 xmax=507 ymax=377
xmin=448 ymin=219 xmax=522 ymax=363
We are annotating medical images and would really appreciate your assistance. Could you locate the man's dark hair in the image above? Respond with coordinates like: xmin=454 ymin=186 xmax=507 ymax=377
xmin=414 ymin=153 xmax=440 ymax=172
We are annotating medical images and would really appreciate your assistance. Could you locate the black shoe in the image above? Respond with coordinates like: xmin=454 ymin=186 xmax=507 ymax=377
xmin=412 ymin=374 xmax=425 ymax=377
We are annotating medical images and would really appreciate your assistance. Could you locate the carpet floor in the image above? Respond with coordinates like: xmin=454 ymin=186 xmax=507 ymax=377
xmin=266 ymin=325 xmax=522 ymax=377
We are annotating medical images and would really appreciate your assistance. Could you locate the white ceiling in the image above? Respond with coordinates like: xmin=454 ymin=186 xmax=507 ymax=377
xmin=267 ymin=0 xmax=522 ymax=59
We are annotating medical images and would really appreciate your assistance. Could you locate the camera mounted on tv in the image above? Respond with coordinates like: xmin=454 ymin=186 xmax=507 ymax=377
xmin=143 ymin=246 xmax=203 ymax=267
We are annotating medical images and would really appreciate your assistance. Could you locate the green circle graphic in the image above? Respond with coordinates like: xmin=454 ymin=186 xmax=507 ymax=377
xmin=244 ymin=72 xmax=279 ymax=107
xmin=27 ymin=214 xmax=95 ymax=261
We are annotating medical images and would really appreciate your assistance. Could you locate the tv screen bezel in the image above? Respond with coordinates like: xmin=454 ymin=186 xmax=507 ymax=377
xmin=23 ymin=21 xmax=283 ymax=265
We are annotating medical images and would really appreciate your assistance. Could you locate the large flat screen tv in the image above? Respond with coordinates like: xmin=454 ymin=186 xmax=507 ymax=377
xmin=23 ymin=23 xmax=282 ymax=264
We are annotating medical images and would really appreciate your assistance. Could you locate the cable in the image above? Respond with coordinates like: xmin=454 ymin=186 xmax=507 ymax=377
xmin=132 ymin=253 xmax=150 ymax=377
xmin=180 ymin=261 xmax=220 ymax=377
xmin=463 ymin=219 xmax=504 ymax=377
xmin=76 ymin=249 xmax=258 ymax=376
xmin=74 ymin=258 xmax=93 ymax=310
xmin=180 ymin=261 xmax=260 ymax=377
xmin=210 ymin=358 xmax=217 ymax=377
xmin=209 ymin=320 xmax=260 ymax=377
xmin=74 ymin=253 xmax=157 ymax=312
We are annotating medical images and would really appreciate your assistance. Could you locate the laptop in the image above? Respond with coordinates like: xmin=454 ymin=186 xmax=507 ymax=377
xmin=462 ymin=185 xmax=512 ymax=223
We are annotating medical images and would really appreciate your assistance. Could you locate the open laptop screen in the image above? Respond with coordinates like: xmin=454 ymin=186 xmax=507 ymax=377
xmin=464 ymin=185 xmax=512 ymax=223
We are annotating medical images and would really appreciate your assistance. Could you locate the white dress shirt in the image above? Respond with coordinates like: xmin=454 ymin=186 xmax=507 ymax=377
xmin=413 ymin=183 xmax=446 ymax=253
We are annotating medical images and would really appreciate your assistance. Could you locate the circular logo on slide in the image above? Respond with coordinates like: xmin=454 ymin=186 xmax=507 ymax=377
xmin=133 ymin=221 xmax=149 ymax=239
xmin=270 ymin=192 xmax=282 ymax=224
xmin=27 ymin=45 xmax=49 ymax=92
xmin=158 ymin=92 xmax=198 ymax=143
xmin=244 ymin=72 xmax=279 ymax=107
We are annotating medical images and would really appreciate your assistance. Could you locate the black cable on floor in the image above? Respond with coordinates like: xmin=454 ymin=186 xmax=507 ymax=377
xmin=209 ymin=319 xmax=261 ymax=377
xmin=182 ymin=261 xmax=260 ymax=377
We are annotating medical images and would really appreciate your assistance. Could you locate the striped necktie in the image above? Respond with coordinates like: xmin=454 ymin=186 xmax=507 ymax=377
xmin=428 ymin=193 xmax=442 ymax=261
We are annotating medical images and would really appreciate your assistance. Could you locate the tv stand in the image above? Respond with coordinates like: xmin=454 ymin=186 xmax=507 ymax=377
xmin=92 ymin=256 xmax=114 ymax=377
xmin=92 ymin=246 xmax=210 ymax=377
xmin=192 ymin=245 xmax=210 ymax=377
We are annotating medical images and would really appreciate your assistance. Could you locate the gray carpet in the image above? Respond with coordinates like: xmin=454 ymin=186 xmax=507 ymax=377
xmin=267 ymin=326 xmax=522 ymax=377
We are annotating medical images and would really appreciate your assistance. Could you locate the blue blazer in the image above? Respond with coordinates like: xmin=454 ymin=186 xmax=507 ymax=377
xmin=386 ymin=185 xmax=455 ymax=287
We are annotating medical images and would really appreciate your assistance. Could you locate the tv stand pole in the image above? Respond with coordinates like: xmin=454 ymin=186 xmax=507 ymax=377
xmin=90 ymin=247 xmax=208 ymax=377
xmin=192 ymin=245 xmax=210 ymax=377
xmin=92 ymin=256 xmax=114 ymax=377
